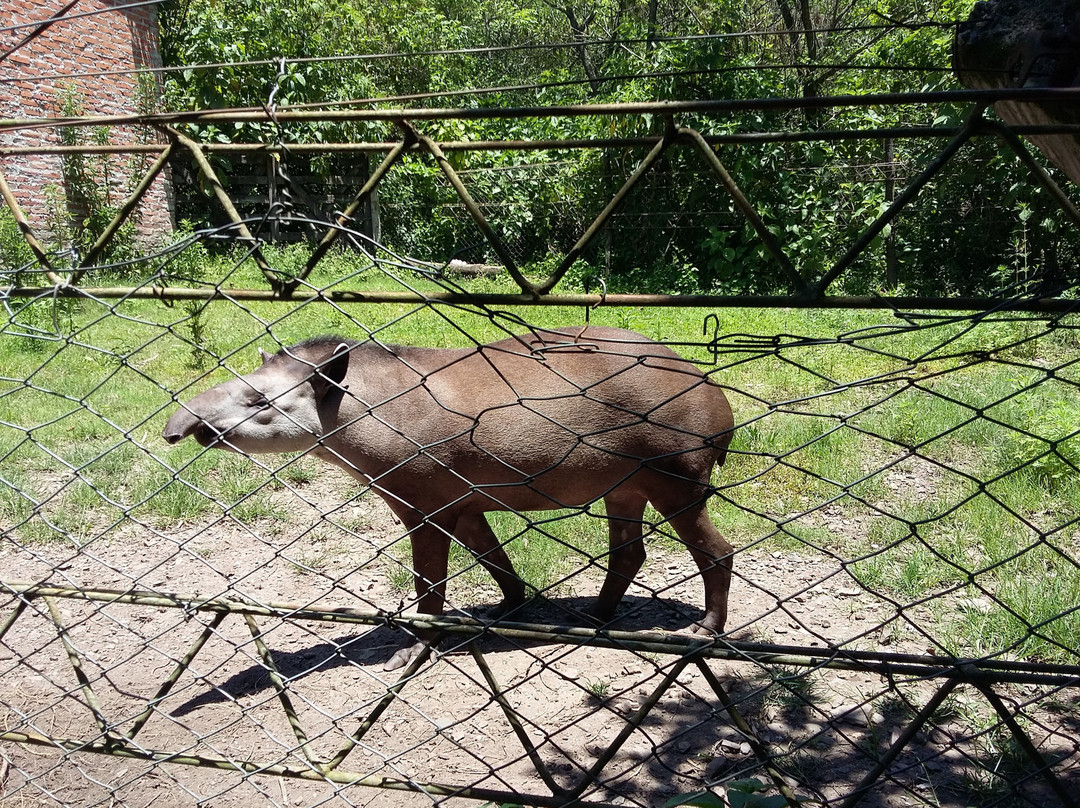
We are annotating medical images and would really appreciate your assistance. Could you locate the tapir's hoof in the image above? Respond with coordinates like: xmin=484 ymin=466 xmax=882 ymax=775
xmin=691 ymin=618 xmax=725 ymax=636
xmin=482 ymin=594 xmax=527 ymax=621
xmin=383 ymin=640 xmax=428 ymax=672
xmin=582 ymin=610 xmax=608 ymax=629
xmin=584 ymin=598 xmax=619 ymax=627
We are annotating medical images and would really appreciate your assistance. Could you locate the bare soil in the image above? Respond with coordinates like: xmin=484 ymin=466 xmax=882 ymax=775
xmin=1 ymin=471 xmax=1078 ymax=808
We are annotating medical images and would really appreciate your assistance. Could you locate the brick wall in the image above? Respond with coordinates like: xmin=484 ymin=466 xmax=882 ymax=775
xmin=0 ymin=0 xmax=174 ymax=252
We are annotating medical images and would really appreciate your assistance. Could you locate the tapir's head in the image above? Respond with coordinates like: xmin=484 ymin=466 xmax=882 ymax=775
xmin=163 ymin=337 xmax=355 ymax=454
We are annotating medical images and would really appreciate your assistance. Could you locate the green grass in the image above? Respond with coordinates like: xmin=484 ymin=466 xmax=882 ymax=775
xmin=384 ymin=507 xmax=615 ymax=603
xmin=3 ymin=242 xmax=1080 ymax=662
xmin=484 ymin=508 xmax=610 ymax=596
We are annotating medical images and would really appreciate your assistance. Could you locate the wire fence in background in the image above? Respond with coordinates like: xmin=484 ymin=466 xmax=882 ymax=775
xmin=2 ymin=95 xmax=1080 ymax=808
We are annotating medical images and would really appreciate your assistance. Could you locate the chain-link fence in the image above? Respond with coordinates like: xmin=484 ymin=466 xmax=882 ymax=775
xmin=3 ymin=96 xmax=1080 ymax=808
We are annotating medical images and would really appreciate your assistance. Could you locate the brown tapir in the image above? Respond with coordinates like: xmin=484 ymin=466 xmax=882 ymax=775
xmin=163 ymin=325 xmax=735 ymax=668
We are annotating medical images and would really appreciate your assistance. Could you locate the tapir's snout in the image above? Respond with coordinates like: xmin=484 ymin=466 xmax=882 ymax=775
xmin=162 ymin=406 xmax=220 ymax=447
xmin=163 ymin=408 xmax=195 ymax=444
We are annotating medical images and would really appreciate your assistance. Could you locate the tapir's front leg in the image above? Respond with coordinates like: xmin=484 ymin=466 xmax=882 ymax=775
xmin=384 ymin=520 xmax=452 ymax=671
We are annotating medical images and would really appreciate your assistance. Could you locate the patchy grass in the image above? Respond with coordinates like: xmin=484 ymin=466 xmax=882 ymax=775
xmin=2 ymin=243 xmax=1079 ymax=662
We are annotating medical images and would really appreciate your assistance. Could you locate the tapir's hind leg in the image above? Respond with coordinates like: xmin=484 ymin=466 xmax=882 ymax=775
xmin=652 ymin=496 xmax=733 ymax=634
xmin=454 ymin=512 xmax=527 ymax=616
xmin=592 ymin=490 xmax=649 ymax=623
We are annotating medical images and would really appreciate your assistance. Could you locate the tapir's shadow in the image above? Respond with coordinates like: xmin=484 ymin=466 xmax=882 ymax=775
xmin=168 ymin=594 xmax=700 ymax=717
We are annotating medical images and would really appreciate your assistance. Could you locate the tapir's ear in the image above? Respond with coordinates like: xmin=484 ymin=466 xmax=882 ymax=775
xmin=259 ymin=347 xmax=273 ymax=365
xmin=312 ymin=342 xmax=351 ymax=399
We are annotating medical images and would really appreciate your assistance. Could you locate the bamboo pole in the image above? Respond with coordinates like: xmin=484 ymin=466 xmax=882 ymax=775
xmin=5 ymin=582 xmax=1078 ymax=685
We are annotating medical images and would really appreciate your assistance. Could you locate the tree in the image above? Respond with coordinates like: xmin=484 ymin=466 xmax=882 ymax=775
xmin=157 ymin=1 xmax=1080 ymax=298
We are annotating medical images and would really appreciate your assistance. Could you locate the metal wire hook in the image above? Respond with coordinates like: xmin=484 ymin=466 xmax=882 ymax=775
xmin=266 ymin=56 xmax=287 ymax=114
xmin=583 ymin=275 xmax=606 ymax=323
xmin=702 ymin=312 xmax=721 ymax=363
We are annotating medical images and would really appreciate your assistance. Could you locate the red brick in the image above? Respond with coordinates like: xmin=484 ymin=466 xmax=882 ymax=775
xmin=1 ymin=0 xmax=173 ymax=242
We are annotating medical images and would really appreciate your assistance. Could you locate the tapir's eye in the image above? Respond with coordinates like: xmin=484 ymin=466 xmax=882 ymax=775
xmin=254 ymin=395 xmax=271 ymax=409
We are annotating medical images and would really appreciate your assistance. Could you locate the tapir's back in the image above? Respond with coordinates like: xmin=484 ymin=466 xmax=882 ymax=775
xmin=343 ymin=326 xmax=733 ymax=512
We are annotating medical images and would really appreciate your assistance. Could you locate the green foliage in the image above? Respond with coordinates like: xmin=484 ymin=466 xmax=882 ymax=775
xmin=167 ymin=222 xmax=218 ymax=368
xmin=666 ymin=791 xmax=727 ymax=808
xmin=667 ymin=778 xmax=807 ymax=808
xmin=49 ymin=85 xmax=142 ymax=267
xmin=582 ymin=675 xmax=614 ymax=700
xmin=154 ymin=0 xmax=1080 ymax=299
xmin=0 ymin=207 xmax=33 ymax=276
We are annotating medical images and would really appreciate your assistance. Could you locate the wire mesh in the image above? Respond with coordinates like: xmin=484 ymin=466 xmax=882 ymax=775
xmin=3 ymin=100 xmax=1080 ymax=808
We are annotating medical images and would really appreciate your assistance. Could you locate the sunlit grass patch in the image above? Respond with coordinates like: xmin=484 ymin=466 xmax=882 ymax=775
xmin=2 ymin=247 xmax=1079 ymax=663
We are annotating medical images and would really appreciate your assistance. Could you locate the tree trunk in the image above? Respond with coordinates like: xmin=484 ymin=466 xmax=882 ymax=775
xmin=564 ymin=6 xmax=602 ymax=94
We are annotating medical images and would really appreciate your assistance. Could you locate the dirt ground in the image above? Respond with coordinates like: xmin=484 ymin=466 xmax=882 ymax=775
xmin=1 ymin=471 xmax=1078 ymax=808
